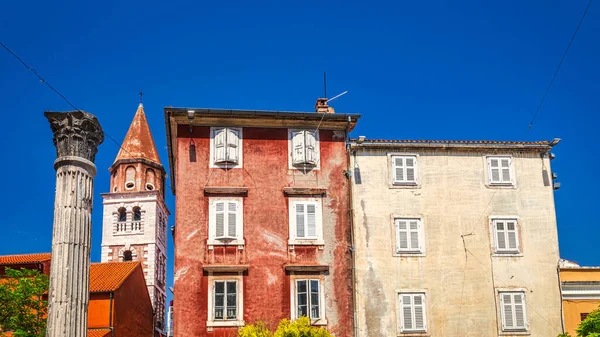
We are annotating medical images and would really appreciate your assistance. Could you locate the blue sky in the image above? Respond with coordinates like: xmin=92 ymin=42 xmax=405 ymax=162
xmin=1 ymin=0 xmax=598 ymax=299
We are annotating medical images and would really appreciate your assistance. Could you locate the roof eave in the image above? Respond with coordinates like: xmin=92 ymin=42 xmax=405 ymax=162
xmin=350 ymin=142 xmax=552 ymax=152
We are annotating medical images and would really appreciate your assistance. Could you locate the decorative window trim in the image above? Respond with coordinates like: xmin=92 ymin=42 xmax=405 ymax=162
xmin=208 ymin=197 xmax=244 ymax=248
xmin=207 ymin=274 xmax=244 ymax=328
xmin=496 ymin=289 xmax=529 ymax=334
xmin=209 ymin=127 xmax=243 ymax=169
xmin=125 ymin=166 xmax=136 ymax=190
xmin=397 ymin=290 xmax=428 ymax=334
xmin=486 ymin=155 xmax=516 ymax=187
xmin=288 ymin=129 xmax=321 ymax=170
xmin=387 ymin=153 xmax=420 ymax=189
xmin=489 ymin=216 xmax=521 ymax=255
xmin=289 ymin=274 xmax=327 ymax=326
xmin=392 ymin=216 xmax=425 ymax=256
xmin=288 ymin=197 xmax=324 ymax=246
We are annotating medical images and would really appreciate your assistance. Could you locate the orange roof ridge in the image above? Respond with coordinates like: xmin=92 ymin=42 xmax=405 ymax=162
xmin=0 ymin=253 xmax=51 ymax=265
xmin=114 ymin=103 xmax=161 ymax=164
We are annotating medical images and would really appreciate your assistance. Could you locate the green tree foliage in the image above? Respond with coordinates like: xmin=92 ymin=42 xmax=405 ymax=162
xmin=0 ymin=268 xmax=49 ymax=337
xmin=239 ymin=317 xmax=333 ymax=337
xmin=558 ymin=306 xmax=600 ymax=337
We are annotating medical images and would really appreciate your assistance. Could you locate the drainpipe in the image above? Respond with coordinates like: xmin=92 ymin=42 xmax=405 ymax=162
xmin=109 ymin=292 xmax=114 ymax=337
xmin=345 ymin=117 xmax=359 ymax=337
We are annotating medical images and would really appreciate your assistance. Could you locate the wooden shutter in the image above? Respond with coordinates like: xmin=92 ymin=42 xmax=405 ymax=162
xmin=401 ymin=295 xmax=413 ymax=330
xmin=305 ymin=132 xmax=318 ymax=166
xmin=489 ymin=158 xmax=500 ymax=183
xmin=306 ymin=204 xmax=316 ymax=237
xmin=409 ymin=220 xmax=420 ymax=250
xmin=506 ymin=220 xmax=518 ymax=250
xmin=292 ymin=131 xmax=306 ymax=165
xmin=414 ymin=294 xmax=426 ymax=330
xmin=226 ymin=128 xmax=240 ymax=164
xmin=215 ymin=202 xmax=225 ymax=237
xmin=397 ymin=220 xmax=409 ymax=251
xmin=405 ymin=157 xmax=416 ymax=182
xmin=214 ymin=128 xmax=227 ymax=163
xmin=495 ymin=221 xmax=507 ymax=250
xmin=501 ymin=293 xmax=513 ymax=329
xmin=296 ymin=203 xmax=305 ymax=238
xmin=501 ymin=158 xmax=511 ymax=182
xmin=227 ymin=202 xmax=237 ymax=237
xmin=394 ymin=157 xmax=405 ymax=182
xmin=514 ymin=293 xmax=526 ymax=329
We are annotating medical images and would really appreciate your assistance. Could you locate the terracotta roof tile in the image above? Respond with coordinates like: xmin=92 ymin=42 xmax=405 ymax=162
xmin=115 ymin=104 xmax=161 ymax=164
xmin=0 ymin=253 xmax=51 ymax=265
xmin=89 ymin=261 xmax=140 ymax=293
xmin=87 ymin=329 xmax=112 ymax=337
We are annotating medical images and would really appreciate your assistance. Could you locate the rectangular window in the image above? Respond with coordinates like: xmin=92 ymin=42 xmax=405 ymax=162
xmin=399 ymin=293 xmax=427 ymax=332
xmin=290 ymin=130 xmax=319 ymax=168
xmin=213 ymin=280 xmax=237 ymax=320
xmin=488 ymin=156 xmax=514 ymax=185
xmin=209 ymin=198 xmax=244 ymax=246
xmin=295 ymin=279 xmax=322 ymax=320
xmin=211 ymin=127 xmax=242 ymax=167
xmin=288 ymin=199 xmax=323 ymax=245
xmin=581 ymin=313 xmax=589 ymax=321
xmin=493 ymin=218 xmax=520 ymax=253
xmin=500 ymin=292 xmax=527 ymax=331
xmin=395 ymin=218 xmax=423 ymax=253
xmin=392 ymin=155 xmax=417 ymax=184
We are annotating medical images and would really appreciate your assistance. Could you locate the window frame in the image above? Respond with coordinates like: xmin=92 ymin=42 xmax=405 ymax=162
xmin=486 ymin=155 xmax=515 ymax=186
xmin=397 ymin=291 xmax=428 ymax=334
xmin=208 ymin=197 xmax=244 ymax=248
xmin=288 ymin=129 xmax=321 ymax=170
xmin=288 ymin=198 xmax=324 ymax=246
xmin=207 ymin=275 xmax=244 ymax=328
xmin=490 ymin=216 xmax=521 ymax=255
xmin=289 ymin=276 xmax=326 ymax=325
xmin=393 ymin=217 xmax=425 ymax=255
xmin=209 ymin=127 xmax=243 ymax=169
xmin=391 ymin=155 xmax=419 ymax=185
xmin=498 ymin=290 xmax=528 ymax=332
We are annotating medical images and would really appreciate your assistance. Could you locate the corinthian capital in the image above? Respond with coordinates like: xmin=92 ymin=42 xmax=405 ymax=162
xmin=45 ymin=110 xmax=104 ymax=162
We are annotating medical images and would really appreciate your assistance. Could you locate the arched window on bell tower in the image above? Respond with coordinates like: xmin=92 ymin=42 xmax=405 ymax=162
xmin=123 ymin=250 xmax=133 ymax=261
xmin=117 ymin=207 xmax=127 ymax=232
xmin=146 ymin=169 xmax=156 ymax=191
xmin=125 ymin=166 xmax=136 ymax=190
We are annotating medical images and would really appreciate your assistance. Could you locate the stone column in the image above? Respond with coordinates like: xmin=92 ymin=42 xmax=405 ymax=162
xmin=45 ymin=111 xmax=104 ymax=337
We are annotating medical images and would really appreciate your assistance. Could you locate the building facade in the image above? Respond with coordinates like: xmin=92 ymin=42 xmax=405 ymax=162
xmin=560 ymin=260 xmax=600 ymax=336
xmin=350 ymin=139 xmax=563 ymax=337
xmin=165 ymin=100 xmax=359 ymax=336
xmin=100 ymin=104 xmax=169 ymax=335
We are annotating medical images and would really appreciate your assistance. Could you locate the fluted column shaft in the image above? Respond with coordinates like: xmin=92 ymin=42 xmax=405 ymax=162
xmin=45 ymin=111 xmax=103 ymax=337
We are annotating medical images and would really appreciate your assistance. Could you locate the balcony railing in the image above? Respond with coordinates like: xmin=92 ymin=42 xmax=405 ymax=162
xmin=114 ymin=221 xmax=143 ymax=234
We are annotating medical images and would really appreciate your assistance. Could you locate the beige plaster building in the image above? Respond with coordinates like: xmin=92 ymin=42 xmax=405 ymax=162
xmin=349 ymin=139 xmax=563 ymax=337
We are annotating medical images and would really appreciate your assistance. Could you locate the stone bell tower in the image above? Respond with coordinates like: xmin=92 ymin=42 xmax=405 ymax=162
xmin=100 ymin=103 xmax=169 ymax=335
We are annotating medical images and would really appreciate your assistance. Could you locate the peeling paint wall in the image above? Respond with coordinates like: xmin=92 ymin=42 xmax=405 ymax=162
xmin=351 ymin=148 xmax=562 ymax=337
xmin=173 ymin=126 xmax=353 ymax=336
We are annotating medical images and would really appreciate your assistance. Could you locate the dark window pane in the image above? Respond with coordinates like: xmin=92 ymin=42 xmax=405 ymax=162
xmin=214 ymin=308 xmax=224 ymax=320
xmin=215 ymin=294 xmax=224 ymax=307
xmin=227 ymin=281 xmax=237 ymax=294
xmin=298 ymin=304 xmax=307 ymax=317
xmin=297 ymin=280 xmax=307 ymax=293
xmin=215 ymin=281 xmax=224 ymax=293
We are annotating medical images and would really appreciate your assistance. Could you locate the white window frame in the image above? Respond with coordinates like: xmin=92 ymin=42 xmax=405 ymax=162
xmin=391 ymin=155 xmax=418 ymax=185
xmin=490 ymin=216 xmax=521 ymax=255
xmin=288 ymin=198 xmax=324 ymax=246
xmin=394 ymin=217 xmax=425 ymax=255
xmin=487 ymin=156 xmax=515 ymax=186
xmin=207 ymin=275 xmax=244 ymax=328
xmin=397 ymin=292 xmax=427 ymax=333
xmin=210 ymin=127 xmax=243 ymax=168
xmin=288 ymin=129 xmax=320 ymax=170
xmin=208 ymin=197 xmax=244 ymax=247
xmin=289 ymin=276 xmax=326 ymax=325
xmin=498 ymin=290 xmax=528 ymax=332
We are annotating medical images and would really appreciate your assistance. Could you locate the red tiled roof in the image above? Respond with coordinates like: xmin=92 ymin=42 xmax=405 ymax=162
xmin=87 ymin=329 xmax=112 ymax=337
xmin=0 ymin=253 xmax=51 ymax=265
xmin=351 ymin=139 xmax=549 ymax=145
xmin=115 ymin=104 xmax=161 ymax=164
xmin=89 ymin=261 xmax=140 ymax=293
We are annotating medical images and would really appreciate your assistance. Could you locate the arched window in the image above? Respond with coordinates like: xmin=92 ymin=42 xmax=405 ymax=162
xmin=125 ymin=166 xmax=136 ymax=190
xmin=145 ymin=169 xmax=156 ymax=191
xmin=133 ymin=207 xmax=141 ymax=221
xmin=123 ymin=250 xmax=133 ymax=261
xmin=112 ymin=171 xmax=118 ymax=192
xmin=118 ymin=207 xmax=127 ymax=222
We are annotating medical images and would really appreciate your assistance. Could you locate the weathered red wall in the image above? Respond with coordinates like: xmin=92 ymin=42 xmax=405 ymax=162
xmin=113 ymin=265 xmax=154 ymax=337
xmin=173 ymin=126 xmax=353 ymax=336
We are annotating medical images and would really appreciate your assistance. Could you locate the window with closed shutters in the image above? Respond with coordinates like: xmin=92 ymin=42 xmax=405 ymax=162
xmin=488 ymin=156 xmax=514 ymax=185
xmin=395 ymin=218 xmax=423 ymax=253
xmin=399 ymin=293 xmax=427 ymax=332
xmin=212 ymin=127 xmax=242 ymax=166
xmin=294 ymin=202 xmax=317 ymax=239
xmin=493 ymin=218 xmax=520 ymax=253
xmin=392 ymin=155 xmax=418 ymax=184
xmin=209 ymin=198 xmax=244 ymax=245
xmin=290 ymin=130 xmax=319 ymax=168
xmin=500 ymin=292 xmax=527 ymax=331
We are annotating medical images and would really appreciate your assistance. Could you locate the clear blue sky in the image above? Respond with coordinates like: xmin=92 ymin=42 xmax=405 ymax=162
xmin=1 ymin=0 xmax=598 ymax=297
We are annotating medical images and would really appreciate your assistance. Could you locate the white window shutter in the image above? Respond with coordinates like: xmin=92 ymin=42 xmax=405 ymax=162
xmin=501 ymin=158 xmax=511 ymax=182
xmin=292 ymin=131 xmax=306 ymax=165
xmin=394 ymin=157 xmax=404 ymax=182
xmin=496 ymin=221 xmax=506 ymax=250
xmin=227 ymin=202 xmax=237 ymax=237
xmin=507 ymin=221 xmax=518 ymax=250
xmin=409 ymin=220 xmax=419 ymax=251
xmin=295 ymin=203 xmax=305 ymax=238
xmin=489 ymin=158 xmax=500 ymax=183
xmin=402 ymin=295 xmax=413 ymax=330
xmin=226 ymin=129 xmax=240 ymax=164
xmin=414 ymin=294 xmax=425 ymax=330
xmin=405 ymin=157 xmax=416 ymax=182
xmin=514 ymin=293 xmax=526 ymax=329
xmin=397 ymin=220 xmax=409 ymax=250
xmin=305 ymin=132 xmax=318 ymax=166
xmin=215 ymin=202 xmax=225 ymax=237
xmin=306 ymin=204 xmax=316 ymax=237
xmin=214 ymin=128 xmax=227 ymax=163
xmin=501 ymin=293 xmax=513 ymax=329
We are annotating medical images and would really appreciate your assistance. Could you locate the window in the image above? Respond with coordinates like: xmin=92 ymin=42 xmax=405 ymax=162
xmin=125 ymin=166 xmax=136 ymax=189
xmin=290 ymin=278 xmax=325 ymax=324
xmin=395 ymin=218 xmax=423 ymax=254
xmin=487 ymin=156 xmax=514 ymax=185
xmin=392 ymin=155 xmax=418 ymax=184
xmin=289 ymin=129 xmax=319 ymax=168
xmin=133 ymin=207 xmax=141 ymax=221
xmin=118 ymin=207 xmax=127 ymax=223
xmin=146 ymin=169 xmax=156 ymax=191
xmin=581 ymin=313 xmax=589 ymax=321
xmin=211 ymin=127 xmax=242 ymax=167
xmin=288 ymin=199 xmax=323 ymax=245
xmin=208 ymin=198 xmax=244 ymax=246
xmin=500 ymin=292 xmax=527 ymax=331
xmin=399 ymin=293 xmax=427 ymax=333
xmin=207 ymin=276 xmax=244 ymax=327
xmin=492 ymin=218 xmax=520 ymax=253
xmin=123 ymin=250 xmax=133 ymax=261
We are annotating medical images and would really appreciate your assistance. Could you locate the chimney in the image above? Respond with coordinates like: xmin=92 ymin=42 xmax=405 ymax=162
xmin=315 ymin=98 xmax=335 ymax=114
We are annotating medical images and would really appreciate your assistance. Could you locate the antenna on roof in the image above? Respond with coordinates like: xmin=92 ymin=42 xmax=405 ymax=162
xmin=327 ymin=90 xmax=348 ymax=103
xmin=323 ymin=72 xmax=327 ymax=98
xmin=139 ymin=90 xmax=143 ymax=105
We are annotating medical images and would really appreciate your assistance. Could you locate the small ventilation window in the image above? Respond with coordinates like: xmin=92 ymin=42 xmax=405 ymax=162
xmin=146 ymin=183 xmax=155 ymax=191
xmin=145 ymin=169 xmax=156 ymax=191
xmin=123 ymin=250 xmax=133 ymax=261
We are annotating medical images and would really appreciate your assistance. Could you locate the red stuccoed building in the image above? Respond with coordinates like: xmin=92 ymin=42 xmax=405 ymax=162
xmin=164 ymin=99 xmax=360 ymax=336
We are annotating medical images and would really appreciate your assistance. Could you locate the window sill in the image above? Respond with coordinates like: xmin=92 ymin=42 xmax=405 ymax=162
xmin=486 ymin=183 xmax=516 ymax=189
xmin=394 ymin=252 xmax=426 ymax=257
xmin=206 ymin=320 xmax=245 ymax=328
xmin=397 ymin=331 xmax=429 ymax=336
xmin=207 ymin=239 xmax=245 ymax=250
xmin=311 ymin=318 xmax=328 ymax=326
xmin=389 ymin=182 xmax=420 ymax=189
xmin=492 ymin=252 xmax=523 ymax=257
xmin=499 ymin=330 xmax=530 ymax=336
xmin=210 ymin=162 xmax=242 ymax=169
xmin=288 ymin=239 xmax=325 ymax=248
